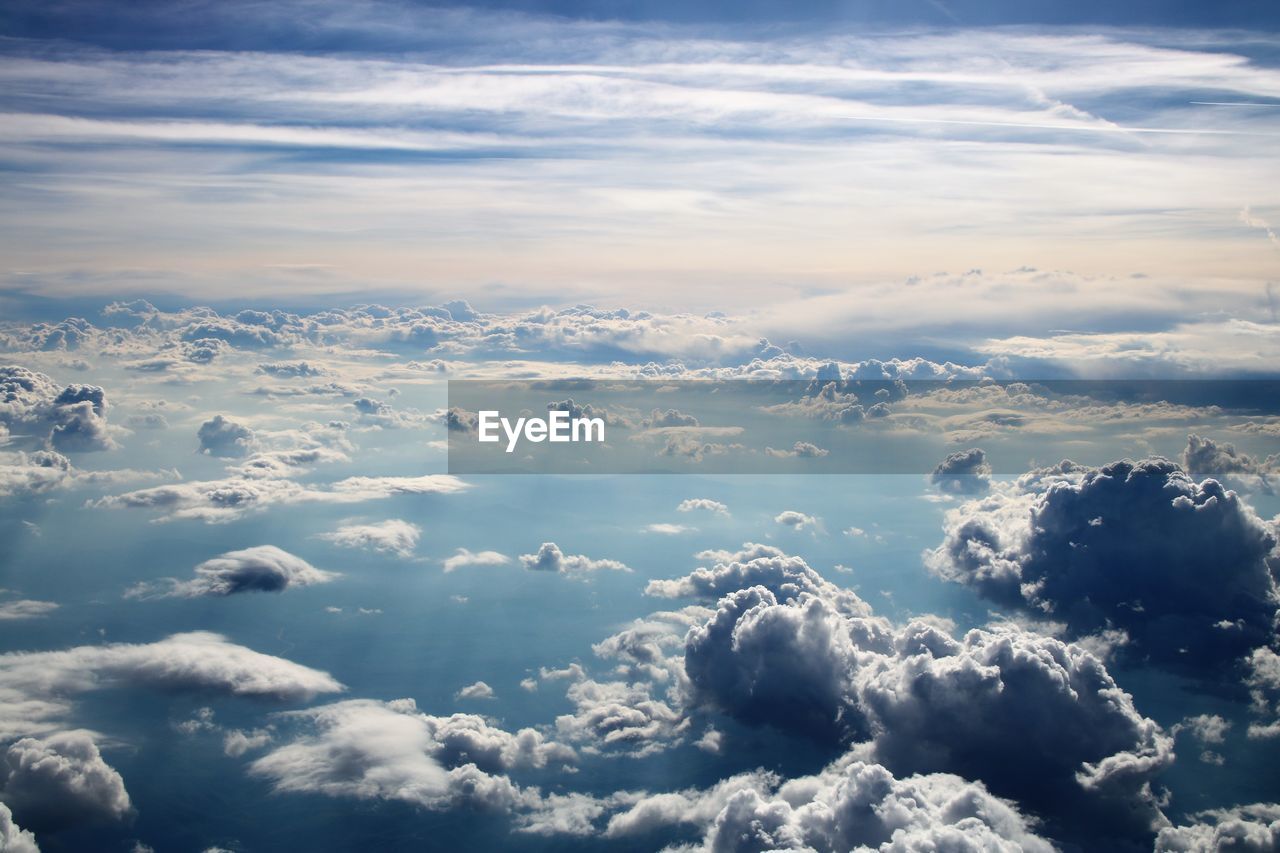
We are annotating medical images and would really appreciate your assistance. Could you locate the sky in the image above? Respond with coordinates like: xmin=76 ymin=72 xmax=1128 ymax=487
xmin=2 ymin=2 xmax=1280 ymax=853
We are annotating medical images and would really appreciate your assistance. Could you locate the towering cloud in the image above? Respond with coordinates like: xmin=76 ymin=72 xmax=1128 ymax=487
xmin=926 ymin=457 xmax=1280 ymax=675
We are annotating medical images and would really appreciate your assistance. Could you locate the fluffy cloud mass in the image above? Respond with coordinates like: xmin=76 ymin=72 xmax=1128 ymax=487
xmin=652 ymin=551 xmax=1173 ymax=846
xmin=0 ymin=801 xmax=39 ymax=853
xmin=0 ymin=366 xmax=114 ymax=453
xmin=930 ymin=447 xmax=992 ymax=495
xmin=126 ymin=545 xmax=338 ymax=598
xmin=926 ymin=457 xmax=1280 ymax=675
xmin=0 ymin=731 xmax=131 ymax=831
xmin=610 ymin=759 xmax=1056 ymax=853
xmin=519 ymin=543 xmax=631 ymax=576
xmin=249 ymin=699 xmax=574 ymax=813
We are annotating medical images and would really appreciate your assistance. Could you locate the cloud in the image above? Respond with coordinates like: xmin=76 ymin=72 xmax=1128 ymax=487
xmin=94 ymin=473 xmax=469 ymax=523
xmin=441 ymin=548 xmax=511 ymax=573
xmin=644 ymin=548 xmax=869 ymax=617
xmin=196 ymin=415 xmax=256 ymax=458
xmin=518 ymin=543 xmax=631 ymax=576
xmin=456 ymin=682 xmax=495 ymax=701
xmin=1184 ymin=434 xmax=1277 ymax=494
xmin=0 ymin=802 xmax=39 ymax=853
xmin=677 ymin=498 xmax=728 ymax=516
xmin=248 ymin=699 xmax=573 ymax=813
xmin=0 ymin=367 xmax=115 ymax=453
xmin=317 ymin=519 xmax=420 ymax=558
xmin=679 ymin=558 xmax=1173 ymax=845
xmin=607 ymin=758 xmax=1055 ymax=852
xmin=926 ymin=457 xmax=1280 ymax=675
xmin=0 ymin=631 xmax=344 ymax=740
xmin=764 ymin=441 xmax=829 ymax=459
xmin=1157 ymin=803 xmax=1280 ymax=852
xmin=930 ymin=447 xmax=992 ymax=495
xmin=644 ymin=523 xmax=693 ymax=535
xmin=773 ymin=510 xmax=816 ymax=530
xmin=126 ymin=545 xmax=337 ymax=598
xmin=0 ymin=731 xmax=131 ymax=831
xmin=0 ymin=601 xmax=58 ymax=621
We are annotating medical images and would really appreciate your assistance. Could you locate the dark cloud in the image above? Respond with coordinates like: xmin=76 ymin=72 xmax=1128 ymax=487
xmin=0 ymin=731 xmax=131 ymax=831
xmin=680 ymin=565 xmax=1173 ymax=845
xmin=930 ymin=447 xmax=992 ymax=494
xmin=126 ymin=545 xmax=338 ymax=598
xmin=196 ymin=414 xmax=256 ymax=458
xmin=927 ymin=457 xmax=1279 ymax=675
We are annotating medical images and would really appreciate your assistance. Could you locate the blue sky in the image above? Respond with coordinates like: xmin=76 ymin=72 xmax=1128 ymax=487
xmin=2 ymin=4 xmax=1280 ymax=853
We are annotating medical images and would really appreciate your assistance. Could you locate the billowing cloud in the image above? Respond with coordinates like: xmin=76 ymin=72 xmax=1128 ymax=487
xmin=248 ymin=699 xmax=573 ymax=813
xmin=1157 ymin=803 xmax=1280 ymax=852
xmin=606 ymin=758 xmax=1055 ymax=852
xmin=126 ymin=545 xmax=337 ymax=598
xmin=0 ymin=367 xmax=114 ymax=453
xmin=519 ymin=543 xmax=631 ymax=576
xmin=317 ymin=519 xmax=420 ymax=558
xmin=0 ymin=731 xmax=131 ymax=830
xmin=678 ymin=556 xmax=1173 ymax=844
xmin=0 ymin=801 xmax=39 ymax=853
xmin=926 ymin=457 xmax=1280 ymax=675
xmin=196 ymin=414 xmax=256 ymax=458
xmin=930 ymin=447 xmax=992 ymax=495
xmin=1184 ymin=434 xmax=1277 ymax=494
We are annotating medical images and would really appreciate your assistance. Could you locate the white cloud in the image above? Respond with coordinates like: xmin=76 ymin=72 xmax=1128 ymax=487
xmin=441 ymin=548 xmax=511 ymax=573
xmin=518 ymin=543 xmax=631 ymax=576
xmin=317 ymin=519 xmax=421 ymax=558
xmin=455 ymin=682 xmax=496 ymax=701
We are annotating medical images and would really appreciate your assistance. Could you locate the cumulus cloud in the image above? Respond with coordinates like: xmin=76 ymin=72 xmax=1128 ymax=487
xmin=1184 ymin=434 xmax=1277 ymax=494
xmin=677 ymin=498 xmax=728 ymax=516
xmin=441 ymin=548 xmax=511 ymax=573
xmin=774 ymin=510 xmax=816 ymax=530
xmin=456 ymin=682 xmax=495 ymax=701
xmin=248 ymin=699 xmax=573 ymax=813
xmin=126 ymin=545 xmax=337 ymax=598
xmin=0 ymin=367 xmax=115 ymax=453
xmin=607 ymin=759 xmax=1055 ymax=853
xmin=764 ymin=441 xmax=829 ymax=459
xmin=0 ymin=631 xmax=344 ymax=740
xmin=0 ymin=731 xmax=131 ymax=830
xmin=0 ymin=801 xmax=39 ymax=853
xmin=930 ymin=447 xmax=992 ymax=495
xmin=926 ymin=457 xmax=1280 ymax=675
xmin=196 ymin=415 xmax=256 ymax=458
xmin=518 ymin=543 xmax=631 ymax=576
xmin=1157 ymin=803 xmax=1280 ymax=852
xmin=316 ymin=519 xmax=420 ymax=558
xmin=676 ymin=554 xmax=1173 ymax=845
